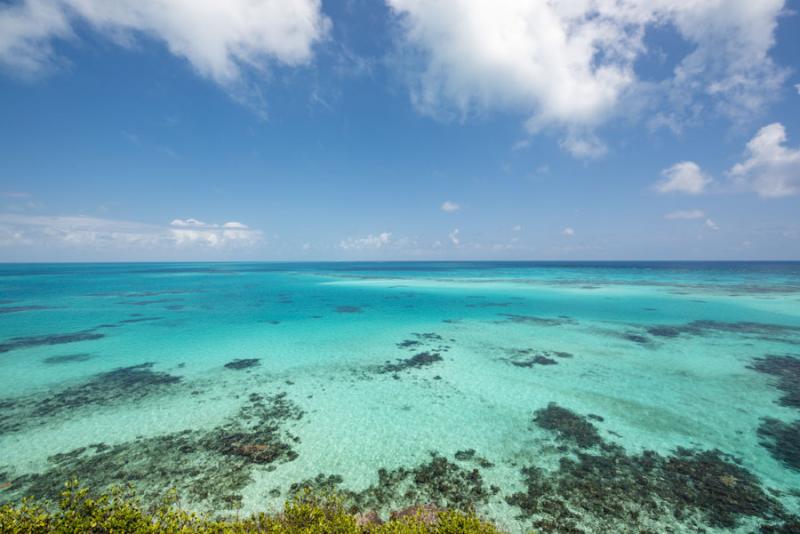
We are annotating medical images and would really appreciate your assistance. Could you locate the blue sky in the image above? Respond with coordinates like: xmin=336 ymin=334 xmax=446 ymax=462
xmin=0 ymin=0 xmax=799 ymax=261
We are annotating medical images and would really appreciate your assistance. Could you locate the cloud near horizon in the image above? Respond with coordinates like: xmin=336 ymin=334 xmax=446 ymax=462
xmin=0 ymin=214 xmax=263 ymax=251
xmin=665 ymin=209 xmax=705 ymax=220
xmin=338 ymin=232 xmax=392 ymax=250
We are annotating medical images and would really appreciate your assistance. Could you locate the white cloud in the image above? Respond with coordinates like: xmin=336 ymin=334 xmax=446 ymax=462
xmin=440 ymin=200 xmax=460 ymax=213
xmin=512 ymin=225 xmax=522 ymax=232
xmin=0 ymin=0 xmax=330 ymax=115
xmin=655 ymin=161 xmax=711 ymax=195
xmin=705 ymin=218 xmax=720 ymax=231
xmin=448 ymin=228 xmax=460 ymax=245
xmin=559 ymin=133 xmax=607 ymax=159
xmin=1 ymin=191 xmax=32 ymax=198
xmin=795 ymin=83 xmax=800 ymax=95
xmin=0 ymin=214 xmax=262 ymax=250
xmin=386 ymin=0 xmax=785 ymax=152
xmin=170 ymin=218 xmax=206 ymax=227
xmin=562 ymin=227 xmax=575 ymax=236
xmin=728 ymin=123 xmax=800 ymax=198
xmin=338 ymin=232 xmax=392 ymax=250
xmin=665 ymin=209 xmax=705 ymax=220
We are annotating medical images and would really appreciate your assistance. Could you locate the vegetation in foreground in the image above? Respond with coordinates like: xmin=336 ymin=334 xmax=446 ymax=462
xmin=0 ymin=482 xmax=503 ymax=533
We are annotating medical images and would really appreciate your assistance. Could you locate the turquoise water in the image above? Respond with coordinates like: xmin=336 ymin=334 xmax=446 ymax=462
xmin=1 ymin=262 xmax=800 ymax=531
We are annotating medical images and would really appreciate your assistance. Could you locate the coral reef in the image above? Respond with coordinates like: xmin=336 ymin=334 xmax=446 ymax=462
xmin=290 ymin=452 xmax=496 ymax=515
xmin=509 ymin=403 xmax=796 ymax=531
xmin=533 ymin=403 xmax=603 ymax=449
xmin=225 ymin=358 xmax=261 ymax=370
xmin=749 ymin=354 xmax=800 ymax=409
xmin=1 ymin=392 xmax=303 ymax=510
xmin=379 ymin=353 xmax=442 ymax=374
xmin=0 ymin=305 xmax=51 ymax=314
xmin=42 ymin=353 xmax=94 ymax=365
xmin=0 ymin=330 xmax=104 ymax=353
xmin=643 ymin=320 xmax=800 ymax=343
xmin=757 ymin=418 xmax=800 ymax=471
xmin=498 ymin=314 xmax=576 ymax=327
xmin=0 ymin=363 xmax=182 ymax=435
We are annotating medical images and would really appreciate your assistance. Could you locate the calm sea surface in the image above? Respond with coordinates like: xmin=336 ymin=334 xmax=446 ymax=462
xmin=1 ymin=262 xmax=799 ymax=531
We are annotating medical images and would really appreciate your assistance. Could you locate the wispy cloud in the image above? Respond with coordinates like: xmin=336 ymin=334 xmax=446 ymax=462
xmin=339 ymin=232 xmax=392 ymax=250
xmin=440 ymin=200 xmax=460 ymax=213
xmin=562 ymin=227 xmax=575 ymax=236
xmin=665 ymin=209 xmax=705 ymax=220
xmin=0 ymin=214 xmax=263 ymax=250
xmin=448 ymin=228 xmax=460 ymax=246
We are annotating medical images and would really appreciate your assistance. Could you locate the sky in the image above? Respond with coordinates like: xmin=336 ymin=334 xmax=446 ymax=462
xmin=0 ymin=0 xmax=799 ymax=262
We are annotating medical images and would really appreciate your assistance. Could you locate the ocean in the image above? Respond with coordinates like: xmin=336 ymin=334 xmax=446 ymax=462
xmin=1 ymin=261 xmax=799 ymax=532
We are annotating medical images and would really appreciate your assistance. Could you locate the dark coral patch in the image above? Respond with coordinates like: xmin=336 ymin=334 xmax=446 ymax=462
xmin=748 ymin=355 xmax=800 ymax=409
xmin=506 ymin=445 xmax=789 ymax=531
xmin=122 ymin=298 xmax=184 ymax=306
xmin=757 ymin=418 xmax=800 ymax=471
xmin=1 ymin=393 xmax=303 ymax=510
xmin=31 ymin=363 xmax=181 ymax=417
xmin=511 ymin=356 xmax=557 ymax=367
xmin=622 ymin=332 xmax=651 ymax=345
xmin=379 ymin=352 xmax=442 ymax=374
xmin=224 ymin=358 xmax=261 ymax=370
xmin=453 ymin=449 xmax=494 ymax=468
xmin=42 ymin=353 xmax=93 ymax=365
xmin=0 ymin=363 xmax=181 ymax=435
xmin=0 ymin=305 xmax=51 ymax=314
xmin=646 ymin=326 xmax=683 ymax=338
xmin=642 ymin=321 xmax=800 ymax=343
xmin=290 ymin=452 xmax=495 ymax=514
xmin=499 ymin=314 xmax=575 ymax=327
xmin=504 ymin=349 xmax=571 ymax=368
xmin=118 ymin=316 xmax=162 ymax=324
xmin=533 ymin=403 xmax=603 ymax=449
xmin=0 ymin=330 xmax=104 ymax=353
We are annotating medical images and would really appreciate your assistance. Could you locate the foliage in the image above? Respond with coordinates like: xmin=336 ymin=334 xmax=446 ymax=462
xmin=0 ymin=481 xmax=505 ymax=533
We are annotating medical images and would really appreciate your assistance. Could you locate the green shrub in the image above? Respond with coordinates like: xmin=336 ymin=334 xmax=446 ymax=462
xmin=0 ymin=481 xmax=506 ymax=533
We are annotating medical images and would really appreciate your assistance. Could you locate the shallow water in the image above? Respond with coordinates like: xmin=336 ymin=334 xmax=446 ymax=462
xmin=1 ymin=262 xmax=800 ymax=532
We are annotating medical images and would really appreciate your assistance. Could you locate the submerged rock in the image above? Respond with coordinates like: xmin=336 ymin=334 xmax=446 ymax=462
xmin=0 ymin=330 xmax=104 ymax=353
xmin=533 ymin=403 xmax=603 ymax=449
xmin=224 ymin=358 xmax=261 ymax=370
xmin=749 ymin=354 xmax=800 ymax=409
xmin=757 ymin=417 xmax=800 ymax=471
xmin=511 ymin=403 xmax=795 ymax=531
xmin=379 ymin=352 xmax=442 ymax=374
xmin=290 ymin=452 xmax=495 ymax=514
xmin=2 ymin=392 xmax=304 ymax=510
xmin=42 ymin=353 xmax=94 ymax=365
